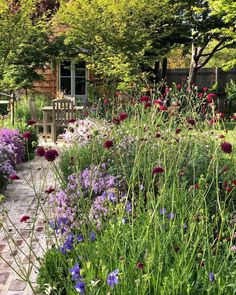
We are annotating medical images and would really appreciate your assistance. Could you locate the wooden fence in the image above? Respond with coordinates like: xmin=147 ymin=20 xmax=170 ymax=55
xmin=166 ymin=68 xmax=236 ymax=95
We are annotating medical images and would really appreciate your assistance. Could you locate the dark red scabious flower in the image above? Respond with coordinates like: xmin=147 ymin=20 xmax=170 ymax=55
xmin=194 ymin=184 xmax=199 ymax=190
xmin=68 ymin=119 xmax=76 ymax=123
xmin=221 ymin=142 xmax=232 ymax=154
xmin=20 ymin=215 xmax=30 ymax=223
xmin=207 ymin=93 xmax=216 ymax=103
xmin=232 ymin=180 xmax=236 ymax=186
xmin=27 ymin=119 xmax=36 ymax=125
xmin=218 ymin=134 xmax=225 ymax=139
xmin=144 ymin=102 xmax=151 ymax=108
xmin=152 ymin=167 xmax=165 ymax=175
xmin=136 ymin=262 xmax=144 ymax=270
xmin=9 ymin=174 xmax=20 ymax=180
xmin=156 ymin=132 xmax=161 ymax=138
xmin=103 ymin=98 xmax=109 ymax=105
xmin=175 ymin=128 xmax=181 ymax=134
xmin=160 ymin=105 xmax=167 ymax=111
xmin=165 ymin=87 xmax=170 ymax=93
xmin=154 ymin=99 xmax=163 ymax=106
xmin=36 ymin=146 xmax=45 ymax=157
xmin=223 ymin=166 xmax=229 ymax=173
xmin=202 ymin=87 xmax=208 ymax=92
xmin=104 ymin=140 xmax=113 ymax=149
xmin=177 ymin=84 xmax=182 ymax=90
xmin=45 ymin=186 xmax=55 ymax=194
xmin=224 ymin=182 xmax=233 ymax=192
xmin=45 ymin=149 xmax=59 ymax=162
xmin=198 ymin=93 xmax=204 ymax=98
xmin=119 ymin=112 xmax=128 ymax=121
xmin=112 ymin=117 xmax=120 ymax=125
xmin=187 ymin=118 xmax=196 ymax=126
xmin=22 ymin=131 xmax=32 ymax=140
xmin=140 ymin=96 xmax=150 ymax=103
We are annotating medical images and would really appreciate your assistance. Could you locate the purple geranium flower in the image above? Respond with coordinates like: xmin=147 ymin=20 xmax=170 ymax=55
xmin=107 ymin=269 xmax=119 ymax=288
xmin=69 ymin=263 xmax=82 ymax=281
xmin=74 ymin=281 xmax=86 ymax=293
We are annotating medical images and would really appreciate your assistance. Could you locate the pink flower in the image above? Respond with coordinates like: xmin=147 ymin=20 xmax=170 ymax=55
xmin=45 ymin=149 xmax=59 ymax=162
xmin=9 ymin=174 xmax=20 ymax=180
xmin=198 ymin=93 xmax=204 ymax=98
xmin=136 ymin=262 xmax=144 ymax=270
xmin=22 ymin=131 xmax=32 ymax=140
xmin=177 ymin=84 xmax=182 ymax=90
xmin=104 ymin=140 xmax=113 ymax=149
xmin=207 ymin=93 xmax=216 ymax=103
xmin=202 ymin=87 xmax=208 ymax=92
xmin=160 ymin=105 xmax=167 ymax=111
xmin=36 ymin=146 xmax=45 ymax=157
xmin=154 ymin=99 xmax=163 ymax=106
xmin=140 ymin=96 xmax=150 ymax=103
xmin=230 ymin=245 xmax=236 ymax=251
xmin=152 ymin=167 xmax=165 ymax=175
xmin=20 ymin=215 xmax=30 ymax=222
xmin=119 ymin=112 xmax=128 ymax=121
xmin=221 ymin=142 xmax=232 ymax=154
xmin=103 ymin=98 xmax=109 ymax=105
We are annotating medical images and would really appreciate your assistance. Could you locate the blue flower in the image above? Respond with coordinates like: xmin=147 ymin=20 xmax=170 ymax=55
xmin=159 ymin=208 xmax=167 ymax=214
xmin=90 ymin=231 xmax=96 ymax=242
xmin=126 ymin=202 xmax=132 ymax=213
xmin=61 ymin=233 xmax=74 ymax=254
xmin=167 ymin=212 xmax=175 ymax=220
xmin=69 ymin=263 xmax=82 ymax=281
xmin=74 ymin=281 xmax=86 ymax=293
xmin=107 ymin=269 xmax=119 ymax=288
xmin=108 ymin=192 xmax=116 ymax=203
xmin=77 ymin=234 xmax=83 ymax=243
xmin=209 ymin=272 xmax=215 ymax=282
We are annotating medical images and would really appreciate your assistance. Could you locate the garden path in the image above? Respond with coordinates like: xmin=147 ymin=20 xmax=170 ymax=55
xmin=0 ymin=141 xmax=61 ymax=295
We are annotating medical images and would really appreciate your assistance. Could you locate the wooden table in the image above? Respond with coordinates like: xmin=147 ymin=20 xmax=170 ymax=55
xmin=41 ymin=105 xmax=84 ymax=135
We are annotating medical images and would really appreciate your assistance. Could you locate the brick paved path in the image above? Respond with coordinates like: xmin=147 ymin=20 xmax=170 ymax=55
xmin=0 ymin=156 xmax=58 ymax=295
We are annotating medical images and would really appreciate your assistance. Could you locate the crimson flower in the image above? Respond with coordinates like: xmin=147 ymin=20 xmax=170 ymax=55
xmin=221 ymin=142 xmax=232 ymax=154
xmin=232 ymin=180 xmax=236 ymax=186
xmin=112 ymin=117 xmax=120 ymax=125
xmin=175 ymin=128 xmax=181 ymax=134
xmin=119 ymin=112 xmax=128 ymax=121
xmin=154 ymin=99 xmax=163 ymax=106
xmin=9 ymin=174 xmax=20 ymax=180
xmin=156 ymin=132 xmax=161 ymax=138
xmin=160 ymin=105 xmax=167 ymax=111
xmin=136 ymin=262 xmax=144 ymax=270
xmin=187 ymin=118 xmax=196 ymax=126
xmin=144 ymin=102 xmax=151 ymax=108
xmin=36 ymin=146 xmax=45 ymax=157
xmin=198 ymin=93 xmax=204 ymax=98
xmin=218 ymin=134 xmax=225 ymax=139
xmin=69 ymin=119 xmax=76 ymax=123
xmin=104 ymin=140 xmax=113 ymax=149
xmin=152 ymin=167 xmax=165 ymax=174
xmin=207 ymin=93 xmax=216 ymax=103
xmin=140 ymin=96 xmax=150 ymax=103
xmin=22 ymin=131 xmax=32 ymax=140
xmin=45 ymin=186 xmax=55 ymax=194
xmin=20 ymin=215 xmax=30 ymax=223
xmin=27 ymin=119 xmax=36 ymax=125
xmin=45 ymin=149 xmax=59 ymax=162
xmin=202 ymin=87 xmax=208 ymax=92
xmin=103 ymin=98 xmax=109 ymax=105
xmin=177 ymin=84 xmax=182 ymax=90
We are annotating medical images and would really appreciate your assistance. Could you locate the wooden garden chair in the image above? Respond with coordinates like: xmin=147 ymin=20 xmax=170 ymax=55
xmin=52 ymin=99 xmax=75 ymax=142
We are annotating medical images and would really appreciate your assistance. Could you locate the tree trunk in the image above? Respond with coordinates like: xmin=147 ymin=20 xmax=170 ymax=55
xmin=188 ymin=44 xmax=199 ymax=88
xmin=154 ymin=61 xmax=160 ymax=83
xmin=162 ymin=57 xmax=168 ymax=81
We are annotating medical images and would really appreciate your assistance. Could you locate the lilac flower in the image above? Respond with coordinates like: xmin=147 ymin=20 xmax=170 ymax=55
xmin=69 ymin=263 xmax=82 ymax=281
xmin=108 ymin=192 xmax=116 ymax=203
xmin=209 ymin=272 xmax=215 ymax=282
xmin=167 ymin=213 xmax=175 ymax=220
xmin=77 ymin=234 xmax=83 ymax=243
xmin=107 ymin=269 xmax=119 ymax=288
xmin=74 ymin=281 xmax=86 ymax=293
xmin=126 ymin=202 xmax=132 ymax=213
xmin=159 ymin=208 xmax=167 ymax=214
xmin=90 ymin=232 xmax=96 ymax=242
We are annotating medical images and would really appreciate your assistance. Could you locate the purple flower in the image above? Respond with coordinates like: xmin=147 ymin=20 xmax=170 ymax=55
xmin=126 ymin=202 xmax=132 ymax=213
xmin=209 ymin=272 xmax=215 ymax=282
xmin=77 ymin=234 xmax=83 ymax=243
xmin=107 ymin=269 xmax=119 ymax=288
xmin=61 ymin=233 xmax=74 ymax=254
xmin=90 ymin=231 xmax=96 ymax=242
xmin=167 ymin=213 xmax=175 ymax=220
xmin=159 ymin=208 xmax=167 ymax=214
xmin=69 ymin=263 xmax=82 ymax=281
xmin=74 ymin=281 xmax=85 ymax=293
xmin=108 ymin=192 xmax=116 ymax=203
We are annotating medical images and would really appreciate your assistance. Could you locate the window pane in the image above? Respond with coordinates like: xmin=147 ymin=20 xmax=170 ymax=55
xmin=75 ymin=78 xmax=86 ymax=95
xmin=76 ymin=61 xmax=86 ymax=69
xmin=75 ymin=68 xmax=86 ymax=77
xmin=60 ymin=61 xmax=71 ymax=76
xmin=61 ymin=78 xmax=71 ymax=95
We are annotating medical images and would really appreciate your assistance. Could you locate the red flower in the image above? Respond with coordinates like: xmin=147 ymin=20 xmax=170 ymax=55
xmin=9 ymin=174 xmax=20 ymax=180
xmin=154 ymin=99 xmax=163 ymax=106
xmin=175 ymin=128 xmax=181 ymax=134
xmin=112 ymin=117 xmax=120 ymax=125
xmin=156 ymin=132 xmax=161 ymax=138
xmin=136 ymin=262 xmax=144 ymax=270
xmin=20 ymin=215 xmax=30 ymax=223
xmin=22 ymin=131 xmax=32 ymax=140
xmin=45 ymin=186 xmax=55 ymax=194
xmin=194 ymin=184 xmax=199 ymax=190
xmin=177 ymin=84 xmax=182 ymax=90
xmin=103 ymin=98 xmax=109 ymax=105
xmin=202 ymin=87 xmax=208 ymax=92
xmin=198 ymin=93 xmax=204 ymax=98
xmin=152 ymin=167 xmax=165 ymax=174
xmin=232 ymin=180 xmax=236 ymax=186
xmin=160 ymin=105 xmax=167 ymax=111
xmin=207 ymin=93 xmax=216 ymax=103
xmin=140 ymin=96 xmax=150 ymax=103
xmin=69 ymin=119 xmax=76 ymax=123
xmin=223 ymin=166 xmax=229 ymax=173
xmin=104 ymin=140 xmax=113 ymax=149
xmin=36 ymin=146 xmax=45 ymax=157
xmin=144 ymin=102 xmax=151 ymax=108
xmin=119 ymin=112 xmax=128 ymax=121
xmin=221 ymin=142 xmax=232 ymax=154
xmin=218 ymin=134 xmax=225 ymax=139
xmin=45 ymin=149 xmax=59 ymax=162
xmin=187 ymin=118 xmax=196 ymax=126
xmin=27 ymin=120 xmax=36 ymax=125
